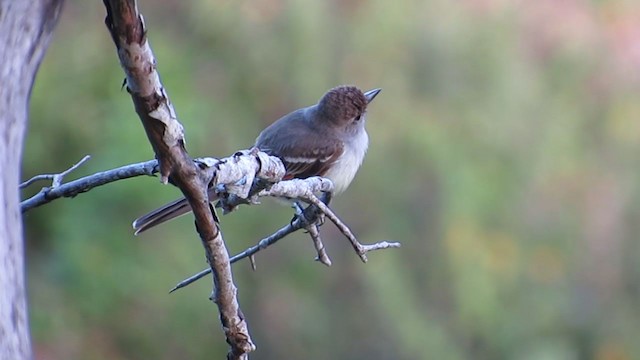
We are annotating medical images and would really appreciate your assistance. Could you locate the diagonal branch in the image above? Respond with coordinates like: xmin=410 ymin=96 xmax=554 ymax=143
xmin=169 ymin=177 xmax=401 ymax=293
xmin=103 ymin=1 xmax=255 ymax=358
xmin=170 ymin=213 xmax=310 ymax=293
xmin=262 ymin=178 xmax=402 ymax=261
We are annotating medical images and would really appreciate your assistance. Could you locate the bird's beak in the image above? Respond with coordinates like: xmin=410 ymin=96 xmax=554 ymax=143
xmin=364 ymin=88 xmax=382 ymax=103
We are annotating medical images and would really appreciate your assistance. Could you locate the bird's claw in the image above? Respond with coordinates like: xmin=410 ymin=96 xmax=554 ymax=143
xmin=290 ymin=202 xmax=305 ymax=226
xmin=290 ymin=201 xmax=325 ymax=227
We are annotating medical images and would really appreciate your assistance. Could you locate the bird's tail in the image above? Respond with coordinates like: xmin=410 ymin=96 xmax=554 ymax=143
xmin=132 ymin=197 xmax=193 ymax=235
xmin=133 ymin=189 xmax=221 ymax=235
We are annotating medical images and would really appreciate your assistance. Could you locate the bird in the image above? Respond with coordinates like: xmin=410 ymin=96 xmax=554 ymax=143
xmin=132 ymin=85 xmax=381 ymax=235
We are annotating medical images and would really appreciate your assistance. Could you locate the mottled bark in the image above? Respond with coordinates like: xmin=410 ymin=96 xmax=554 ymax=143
xmin=102 ymin=1 xmax=257 ymax=357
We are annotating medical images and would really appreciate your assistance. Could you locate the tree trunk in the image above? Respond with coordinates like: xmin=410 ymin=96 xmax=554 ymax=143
xmin=0 ymin=1 xmax=64 ymax=358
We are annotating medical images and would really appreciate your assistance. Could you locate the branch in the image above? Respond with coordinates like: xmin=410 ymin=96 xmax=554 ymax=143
xmin=103 ymin=1 xmax=255 ymax=357
xmin=21 ymin=159 xmax=157 ymax=212
xmin=262 ymin=178 xmax=402 ymax=261
xmin=21 ymin=150 xmax=285 ymax=213
xmin=294 ymin=201 xmax=331 ymax=266
xmin=307 ymin=223 xmax=332 ymax=267
xmin=20 ymin=155 xmax=91 ymax=189
xmin=301 ymin=190 xmax=401 ymax=262
xmin=169 ymin=177 xmax=400 ymax=293
xmin=170 ymin=214 xmax=308 ymax=293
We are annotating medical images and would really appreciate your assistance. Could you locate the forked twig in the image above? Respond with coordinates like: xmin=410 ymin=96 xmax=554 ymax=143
xmin=304 ymin=192 xmax=401 ymax=262
xmin=20 ymin=155 xmax=91 ymax=189
xmin=170 ymin=214 xmax=308 ymax=293
xmin=169 ymin=177 xmax=400 ymax=293
xmin=21 ymin=159 xmax=158 ymax=212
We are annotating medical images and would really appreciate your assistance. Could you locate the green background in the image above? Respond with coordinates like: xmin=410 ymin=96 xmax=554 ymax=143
xmin=24 ymin=0 xmax=640 ymax=359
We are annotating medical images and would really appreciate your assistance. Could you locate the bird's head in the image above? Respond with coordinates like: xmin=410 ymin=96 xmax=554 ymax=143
xmin=317 ymin=86 xmax=381 ymax=128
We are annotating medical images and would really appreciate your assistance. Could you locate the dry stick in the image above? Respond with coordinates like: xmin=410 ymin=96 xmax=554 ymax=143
xmin=304 ymin=192 xmax=402 ymax=262
xmin=170 ymin=217 xmax=306 ymax=293
xmin=20 ymin=155 xmax=92 ymax=189
xmin=306 ymin=224 xmax=332 ymax=266
xmin=263 ymin=178 xmax=402 ymax=262
xmin=21 ymin=160 xmax=158 ymax=212
xmin=103 ymin=1 xmax=254 ymax=358
xmin=20 ymin=152 xmax=280 ymax=213
xmin=294 ymin=201 xmax=331 ymax=266
xmin=170 ymin=186 xmax=400 ymax=293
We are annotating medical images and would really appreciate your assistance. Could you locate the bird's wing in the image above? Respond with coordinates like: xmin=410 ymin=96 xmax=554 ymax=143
xmin=255 ymin=113 xmax=344 ymax=179
xmin=276 ymin=140 xmax=344 ymax=179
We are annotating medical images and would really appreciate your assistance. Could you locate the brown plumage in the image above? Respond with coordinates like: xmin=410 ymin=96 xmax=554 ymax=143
xmin=256 ymin=86 xmax=370 ymax=181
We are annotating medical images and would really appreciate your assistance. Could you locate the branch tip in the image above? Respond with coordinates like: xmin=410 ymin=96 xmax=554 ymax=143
xmin=20 ymin=154 xmax=91 ymax=190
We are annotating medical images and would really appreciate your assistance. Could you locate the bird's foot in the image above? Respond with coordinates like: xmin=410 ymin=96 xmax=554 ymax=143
xmin=291 ymin=201 xmax=325 ymax=227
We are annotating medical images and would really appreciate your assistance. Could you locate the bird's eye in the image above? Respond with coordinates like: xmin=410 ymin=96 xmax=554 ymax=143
xmin=354 ymin=115 xmax=361 ymax=121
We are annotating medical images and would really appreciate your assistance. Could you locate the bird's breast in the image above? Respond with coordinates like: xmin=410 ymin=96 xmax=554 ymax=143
xmin=323 ymin=129 xmax=369 ymax=194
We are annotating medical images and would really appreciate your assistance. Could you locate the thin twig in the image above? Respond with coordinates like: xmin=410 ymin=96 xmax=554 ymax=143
xmin=305 ymin=192 xmax=401 ymax=262
xmin=21 ymin=160 xmax=158 ymax=212
xmin=169 ymin=218 xmax=306 ymax=293
xmin=307 ymin=224 xmax=331 ymax=266
xmin=20 ymin=155 xmax=91 ymax=189
xmin=264 ymin=181 xmax=402 ymax=262
xmin=169 ymin=186 xmax=399 ymax=293
xmin=295 ymin=201 xmax=331 ymax=266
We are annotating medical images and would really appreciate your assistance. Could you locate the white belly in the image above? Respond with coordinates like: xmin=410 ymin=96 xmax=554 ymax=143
xmin=323 ymin=130 xmax=368 ymax=194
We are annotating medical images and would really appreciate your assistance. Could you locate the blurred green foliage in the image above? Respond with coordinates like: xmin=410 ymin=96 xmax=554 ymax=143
xmin=24 ymin=0 xmax=640 ymax=359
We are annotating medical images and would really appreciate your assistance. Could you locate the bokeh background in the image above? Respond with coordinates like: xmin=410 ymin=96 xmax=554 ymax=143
xmin=23 ymin=0 xmax=640 ymax=359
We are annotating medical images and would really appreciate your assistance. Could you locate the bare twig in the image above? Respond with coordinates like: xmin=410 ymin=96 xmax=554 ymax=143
xmin=20 ymin=151 xmax=284 ymax=214
xmin=307 ymin=224 xmax=332 ymax=266
xmin=295 ymin=202 xmax=331 ymax=266
xmin=169 ymin=208 xmax=314 ymax=293
xmin=20 ymin=155 xmax=91 ymax=189
xmin=169 ymin=177 xmax=400 ymax=293
xmin=263 ymin=178 xmax=402 ymax=262
xmin=21 ymin=160 xmax=158 ymax=212
xmin=304 ymin=192 xmax=402 ymax=262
